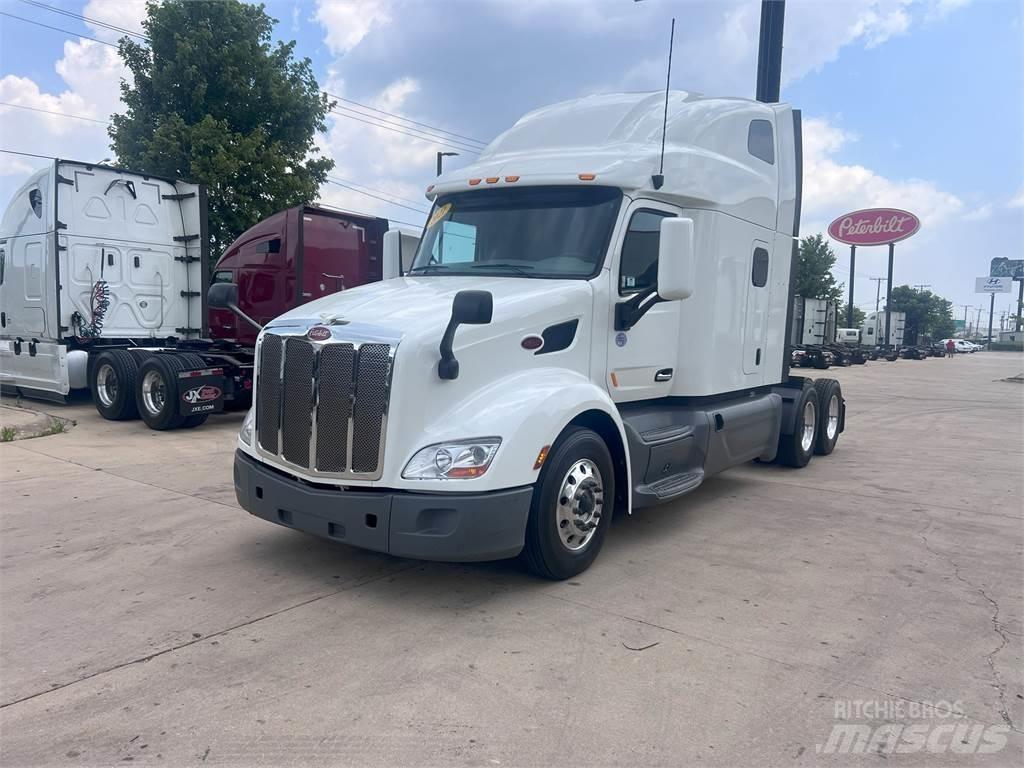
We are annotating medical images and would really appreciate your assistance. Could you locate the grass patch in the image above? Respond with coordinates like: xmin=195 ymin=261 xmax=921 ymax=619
xmin=1 ymin=426 xmax=15 ymax=442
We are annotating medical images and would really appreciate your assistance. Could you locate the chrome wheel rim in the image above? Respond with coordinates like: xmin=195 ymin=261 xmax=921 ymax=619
xmin=826 ymin=394 xmax=840 ymax=440
xmin=801 ymin=400 xmax=817 ymax=453
xmin=141 ymin=370 xmax=167 ymax=416
xmin=556 ymin=458 xmax=604 ymax=552
xmin=96 ymin=364 xmax=117 ymax=407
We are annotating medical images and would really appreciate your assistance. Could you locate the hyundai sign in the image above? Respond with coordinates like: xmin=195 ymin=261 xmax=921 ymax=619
xmin=976 ymin=276 xmax=1013 ymax=294
xmin=828 ymin=208 xmax=921 ymax=246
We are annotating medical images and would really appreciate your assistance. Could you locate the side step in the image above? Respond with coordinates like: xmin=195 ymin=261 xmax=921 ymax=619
xmin=635 ymin=470 xmax=705 ymax=502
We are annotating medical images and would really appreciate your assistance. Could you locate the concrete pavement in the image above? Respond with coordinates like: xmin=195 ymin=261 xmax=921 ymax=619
xmin=1 ymin=353 xmax=1022 ymax=766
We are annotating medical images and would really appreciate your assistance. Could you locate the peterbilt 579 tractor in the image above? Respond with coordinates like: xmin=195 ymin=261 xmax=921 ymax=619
xmin=221 ymin=91 xmax=847 ymax=579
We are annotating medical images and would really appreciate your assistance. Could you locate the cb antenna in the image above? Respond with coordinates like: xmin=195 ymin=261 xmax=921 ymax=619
xmin=653 ymin=18 xmax=675 ymax=191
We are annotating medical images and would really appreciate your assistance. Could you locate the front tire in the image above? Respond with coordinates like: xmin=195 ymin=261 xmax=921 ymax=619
xmin=90 ymin=350 xmax=140 ymax=421
xmin=522 ymin=426 xmax=615 ymax=580
xmin=777 ymin=386 xmax=820 ymax=468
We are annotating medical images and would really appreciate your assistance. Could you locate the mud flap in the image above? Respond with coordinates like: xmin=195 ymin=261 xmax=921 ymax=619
xmin=177 ymin=367 xmax=225 ymax=417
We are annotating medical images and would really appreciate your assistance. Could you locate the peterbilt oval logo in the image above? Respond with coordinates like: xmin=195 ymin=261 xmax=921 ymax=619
xmin=182 ymin=385 xmax=221 ymax=404
xmin=828 ymin=208 xmax=921 ymax=246
xmin=307 ymin=326 xmax=332 ymax=341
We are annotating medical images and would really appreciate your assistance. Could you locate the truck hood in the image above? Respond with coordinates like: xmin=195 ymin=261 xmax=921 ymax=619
xmin=267 ymin=275 xmax=593 ymax=344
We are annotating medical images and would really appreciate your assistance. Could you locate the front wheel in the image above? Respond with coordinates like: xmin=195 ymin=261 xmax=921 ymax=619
xmin=522 ymin=426 xmax=615 ymax=580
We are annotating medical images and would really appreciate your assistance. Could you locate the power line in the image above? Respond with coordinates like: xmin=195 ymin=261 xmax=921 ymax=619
xmin=0 ymin=101 xmax=110 ymax=125
xmin=313 ymin=201 xmax=423 ymax=230
xmin=0 ymin=11 xmax=118 ymax=47
xmin=325 ymin=177 xmax=429 ymax=214
xmin=323 ymin=90 xmax=488 ymax=146
xmin=327 ymin=175 xmax=427 ymax=208
xmin=327 ymin=109 xmax=480 ymax=155
xmin=15 ymin=0 xmax=146 ymax=40
xmin=0 ymin=148 xmax=58 ymax=161
xmin=329 ymin=103 xmax=483 ymax=152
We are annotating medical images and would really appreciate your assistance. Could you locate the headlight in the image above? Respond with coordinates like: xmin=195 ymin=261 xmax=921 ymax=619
xmin=403 ymin=437 xmax=501 ymax=480
xmin=239 ymin=408 xmax=255 ymax=446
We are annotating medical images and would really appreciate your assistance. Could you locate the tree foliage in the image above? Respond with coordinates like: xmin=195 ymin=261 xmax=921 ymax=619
xmin=110 ymin=0 xmax=334 ymax=258
xmin=888 ymin=285 xmax=956 ymax=343
xmin=795 ymin=234 xmax=845 ymax=304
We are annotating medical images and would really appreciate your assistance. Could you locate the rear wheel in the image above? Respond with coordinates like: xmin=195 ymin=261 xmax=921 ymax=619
xmin=136 ymin=354 xmax=190 ymax=430
xmin=777 ymin=386 xmax=819 ymax=468
xmin=522 ymin=426 xmax=615 ymax=580
xmin=813 ymin=378 xmax=842 ymax=456
xmin=90 ymin=350 xmax=140 ymax=421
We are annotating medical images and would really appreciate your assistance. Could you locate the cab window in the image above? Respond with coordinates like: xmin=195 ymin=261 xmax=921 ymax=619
xmin=619 ymin=209 xmax=674 ymax=295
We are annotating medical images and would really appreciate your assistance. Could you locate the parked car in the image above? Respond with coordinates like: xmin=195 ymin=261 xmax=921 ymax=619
xmin=939 ymin=339 xmax=977 ymax=353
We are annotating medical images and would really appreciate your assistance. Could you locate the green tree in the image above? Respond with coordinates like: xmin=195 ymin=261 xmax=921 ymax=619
xmin=110 ymin=0 xmax=333 ymax=259
xmin=888 ymin=285 xmax=956 ymax=344
xmin=850 ymin=305 xmax=866 ymax=329
xmin=795 ymin=234 xmax=845 ymax=303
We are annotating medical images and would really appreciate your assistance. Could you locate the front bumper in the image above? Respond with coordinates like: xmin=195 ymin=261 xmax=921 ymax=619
xmin=233 ymin=450 xmax=532 ymax=562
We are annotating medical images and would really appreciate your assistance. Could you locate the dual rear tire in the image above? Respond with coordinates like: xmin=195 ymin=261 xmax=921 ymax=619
xmin=777 ymin=378 xmax=843 ymax=467
xmin=89 ymin=351 xmax=209 ymax=430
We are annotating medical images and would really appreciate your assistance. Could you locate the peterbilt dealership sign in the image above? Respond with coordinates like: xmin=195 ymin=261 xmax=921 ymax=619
xmin=828 ymin=208 xmax=921 ymax=246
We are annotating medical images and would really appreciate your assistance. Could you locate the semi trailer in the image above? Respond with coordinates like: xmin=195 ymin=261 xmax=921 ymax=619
xmin=789 ymin=297 xmax=866 ymax=367
xmin=0 ymin=160 xmax=411 ymax=429
xmin=223 ymin=91 xmax=848 ymax=580
xmin=861 ymin=310 xmax=905 ymax=360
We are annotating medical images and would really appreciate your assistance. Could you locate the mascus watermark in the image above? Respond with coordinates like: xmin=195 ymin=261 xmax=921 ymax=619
xmin=817 ymin=700 xmax=1009 ymax=755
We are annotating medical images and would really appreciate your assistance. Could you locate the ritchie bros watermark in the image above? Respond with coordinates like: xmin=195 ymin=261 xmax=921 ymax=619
xmin=816 ymin=699 xmax=1010 ymax=756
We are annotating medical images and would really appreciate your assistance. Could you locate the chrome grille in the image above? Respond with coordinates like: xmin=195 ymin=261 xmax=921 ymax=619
xmin=255 ymin=330 xmax=395 ymax=479
xmin=256 ymin=335 xmax=282 ymax=454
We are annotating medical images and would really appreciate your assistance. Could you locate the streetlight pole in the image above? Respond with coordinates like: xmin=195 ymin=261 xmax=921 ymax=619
xmin=436 ymin=151 xmax=458 ymax=177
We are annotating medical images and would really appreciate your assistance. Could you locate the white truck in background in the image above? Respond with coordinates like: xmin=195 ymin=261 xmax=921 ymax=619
xmin=861 ymin=310 xmax=905 ymax=359
xmin=221 ymin=91 xmax=848 ymax=580
xmin=0 ymin=160 xmax=241 ymax=428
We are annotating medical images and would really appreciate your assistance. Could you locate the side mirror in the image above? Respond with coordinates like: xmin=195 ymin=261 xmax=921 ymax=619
xmin=438 ymin=290 xmax=493 ymax=380
xmin=657 ymin=217 xmax=695 ymax=301
xmin=208 ymin=281 xmax=238 ymax=310
xmin=207 ymin=281 xmax=262 ymax=332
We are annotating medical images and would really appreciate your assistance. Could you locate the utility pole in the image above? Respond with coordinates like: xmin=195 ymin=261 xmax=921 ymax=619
xmin=959 ymin=304 xmax=971 ymax=337
xmin=975 ymin=306 xmax=983 ymax=337
xmin=870 ymin=277 xmax=886 ymax=313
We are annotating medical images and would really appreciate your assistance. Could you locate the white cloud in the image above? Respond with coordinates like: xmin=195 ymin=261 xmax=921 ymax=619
xmin=963 ymin=204 xmax=993 ymax=221
xmin=1008 ymin=190 xmax=1024 ymax=208
xmin=802 ymin=116 xmax=963 ymax=231
xmin=316 ymin=0 xmax=393 ymax=55
xmin=81 ymin=0 xmax=148 ymax=42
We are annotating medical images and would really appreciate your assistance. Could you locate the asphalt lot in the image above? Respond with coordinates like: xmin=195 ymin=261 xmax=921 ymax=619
xmin=1 ymin=352 xmax=1022 ymax=767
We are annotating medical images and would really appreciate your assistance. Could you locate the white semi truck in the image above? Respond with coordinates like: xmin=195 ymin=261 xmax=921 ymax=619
xmin=223 ymin=91 xmax=847 ymax=579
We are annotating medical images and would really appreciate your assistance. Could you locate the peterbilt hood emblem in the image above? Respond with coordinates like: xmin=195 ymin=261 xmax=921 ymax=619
xmin=307 ymin=326 xmax=332 ymax=341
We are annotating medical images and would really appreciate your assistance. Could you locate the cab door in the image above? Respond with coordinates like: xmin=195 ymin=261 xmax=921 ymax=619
xmin=606 ymin=201 xmax=681 ymax=403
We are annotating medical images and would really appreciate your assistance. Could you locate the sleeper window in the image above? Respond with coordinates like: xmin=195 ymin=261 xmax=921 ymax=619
xmin=747 ymin=120 xmax=775 ymax=165
xmin=619 ymin=209 xmax=674 ymax=295
xmin=751 ymin=248 xmax=769 ymax=287
xmin=28 ymin=189 xmax=42 ymax=218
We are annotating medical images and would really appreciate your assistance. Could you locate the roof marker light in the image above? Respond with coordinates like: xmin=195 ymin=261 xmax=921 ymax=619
xmin=578 ymin=173 xmax=596 ymax=181
xmin=469 ymin=178 xmax=482 ymax=186
xmin=505 ymin=176 xmax=520 ymax=183
xmin=485 ymin=177 xmax=499 ymax=184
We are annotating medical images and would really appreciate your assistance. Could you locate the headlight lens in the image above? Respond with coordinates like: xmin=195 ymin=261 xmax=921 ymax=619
xmin=239 ymin=408 xmax=255 ymax=446
xmin=403 ymin=438 xmax=501 ymax=479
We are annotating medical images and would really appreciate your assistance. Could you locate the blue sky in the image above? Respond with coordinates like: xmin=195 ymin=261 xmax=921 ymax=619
xmin=1 ymin=0 xmax=1022 ymax=324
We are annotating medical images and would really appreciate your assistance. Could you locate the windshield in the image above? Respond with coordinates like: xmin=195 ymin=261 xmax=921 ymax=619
xmin=409 ymin=186 xmax=622 ymax=279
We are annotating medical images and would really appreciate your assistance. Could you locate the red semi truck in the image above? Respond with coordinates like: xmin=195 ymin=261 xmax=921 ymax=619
xmin=209 ymin=206 xmax=390 ymax=347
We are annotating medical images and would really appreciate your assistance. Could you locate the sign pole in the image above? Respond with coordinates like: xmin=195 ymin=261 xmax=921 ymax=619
xmin=1018 ymin=279 xmax=1023 ymax=332
xmin=988 ymin=292 xmax=995 ymax=349
xmin=847 ymin=244 xmax=856 ymax=327
xmin=884 ymin=241 xmax=894 ymax=349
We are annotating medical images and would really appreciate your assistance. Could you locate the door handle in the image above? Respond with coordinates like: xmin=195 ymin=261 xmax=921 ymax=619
xmin=655 ymin=368 xmax=673 ymax=382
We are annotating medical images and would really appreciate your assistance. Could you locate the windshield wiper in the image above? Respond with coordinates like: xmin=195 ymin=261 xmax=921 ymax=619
xmin=467 ymin=262 xmax=535 ymax=275
xmin=407 ymin=263 xmax=454 ymax=274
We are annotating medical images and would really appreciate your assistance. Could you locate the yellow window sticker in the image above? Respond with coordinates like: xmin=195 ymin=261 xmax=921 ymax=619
xmin=427 ymin=203 xmax=452 ymax=229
